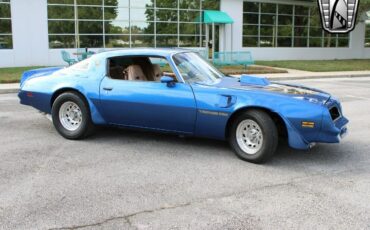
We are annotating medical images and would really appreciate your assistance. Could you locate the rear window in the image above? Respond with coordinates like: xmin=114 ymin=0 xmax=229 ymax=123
xmin=69 ymin=58 xmax=91 ymax=71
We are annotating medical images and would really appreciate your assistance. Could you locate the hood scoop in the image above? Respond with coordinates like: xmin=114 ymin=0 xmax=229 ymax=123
xmin=239 ymin=75 xmax=270 ymax=87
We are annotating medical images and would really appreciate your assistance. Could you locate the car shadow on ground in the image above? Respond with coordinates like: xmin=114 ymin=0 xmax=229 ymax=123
xmin=81 ymin=126 xmax=352 ymax=167
xmin=269 ymin=137 xmax=360 ymax=170
xmin=86 ymin=126 xmax=234 ymax=158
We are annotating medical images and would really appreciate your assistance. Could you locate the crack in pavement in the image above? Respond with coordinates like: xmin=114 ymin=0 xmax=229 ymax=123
xmin=48 ymin=202 xmax=192 ymax=230
xmin=46 ymin=181 xmax=300 ymax=230
xmin=48 ymin=165 xmax=368 ymax=230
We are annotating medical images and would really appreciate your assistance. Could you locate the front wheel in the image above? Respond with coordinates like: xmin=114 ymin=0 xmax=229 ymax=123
xmin=52 ymin=92 xmax=94 ymax=139
xmin=229 ymin=110 xmax=278 ymax=163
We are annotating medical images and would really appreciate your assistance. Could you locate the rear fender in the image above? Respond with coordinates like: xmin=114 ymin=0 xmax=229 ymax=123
xmin=51 ymin=85 xmax=107 ymax=125
xmin=20 ymin=67 xmax=63 ymax=87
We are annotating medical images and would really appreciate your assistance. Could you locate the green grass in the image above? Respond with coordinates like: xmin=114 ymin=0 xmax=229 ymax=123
xmin=256 ymin=59 xmax=370 ymax=72
xmin=3 ymin=59 xmax=368 ymax=83
xmin=219 ymin=65 xmax=286 ymax=75
xmin=0 ymin=66 xmax=45 ymax=83
xmin=160 ymin=64 xmax=286 ymax=75
xmin=0 ymin=65 xmax=286 ymax=84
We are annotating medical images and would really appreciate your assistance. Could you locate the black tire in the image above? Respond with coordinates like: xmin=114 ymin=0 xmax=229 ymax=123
xmin=51 ymin=92 xmax=95 ymax=139
xmin=229 ymin=110 xmax=278 ymax=163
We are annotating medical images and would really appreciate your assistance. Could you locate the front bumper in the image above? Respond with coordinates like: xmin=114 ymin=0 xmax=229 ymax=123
xmin=291 ymin=115 xmax=349 ymax=150
xmin=339 ymin=124 xmax=348 ymax=139
xmin=285 ymin=99 xmax=349 ymax=150
xmin=316 ymin=101 xmax=349 ymax=144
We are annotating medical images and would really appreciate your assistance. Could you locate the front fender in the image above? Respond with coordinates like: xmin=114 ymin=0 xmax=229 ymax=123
xmin=227 ymin=106 xmax=312 ymax=150
xmin=279 ymin=115 xmax=311 ymax=150
xmin=192 ymin=83 xmax=323 ymax=149
xmin=230 ymin=94 xmax=323 ymax=150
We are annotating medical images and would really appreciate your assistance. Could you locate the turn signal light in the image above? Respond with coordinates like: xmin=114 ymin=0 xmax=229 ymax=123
xmin=302 ymin=121 xmax=315 ymax=128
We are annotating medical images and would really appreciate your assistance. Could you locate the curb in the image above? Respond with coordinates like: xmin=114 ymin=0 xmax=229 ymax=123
xmin=0 ymin=88 xmax=19 ymax=94
xmin=0 ymin=74 xmax=369 ymax=94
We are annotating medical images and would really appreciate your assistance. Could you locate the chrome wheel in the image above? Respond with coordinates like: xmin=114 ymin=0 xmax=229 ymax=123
xmin=236 ymin=119 xmax=263 ymax=155
xmin=59 ymin=101 xmax=83 ymax=131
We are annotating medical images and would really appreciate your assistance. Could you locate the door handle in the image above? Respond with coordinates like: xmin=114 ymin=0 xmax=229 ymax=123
xmin=103 ymin=87 xmax=113 ymax=91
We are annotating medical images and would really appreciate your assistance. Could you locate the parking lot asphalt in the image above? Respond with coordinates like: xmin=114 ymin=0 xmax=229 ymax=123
xmin=1 ymin=77 xmax=370 ymax=230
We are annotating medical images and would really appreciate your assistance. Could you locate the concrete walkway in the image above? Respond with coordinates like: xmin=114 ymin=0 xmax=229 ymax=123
xmin=1 ymin=69 xmax=370 ymax=94
xmin=251 ymin=65 xmax=370 ymax=81
xmin=0 ymin=83 xmax=20 ymax=94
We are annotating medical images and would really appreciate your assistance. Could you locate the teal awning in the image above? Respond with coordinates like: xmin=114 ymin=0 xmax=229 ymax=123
xmin=203 ymin=10 xmax=234 ymax=24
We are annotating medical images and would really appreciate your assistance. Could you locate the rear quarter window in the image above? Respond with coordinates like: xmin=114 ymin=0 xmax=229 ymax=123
xmin=69 ymin=59 xmax=91 ymax=71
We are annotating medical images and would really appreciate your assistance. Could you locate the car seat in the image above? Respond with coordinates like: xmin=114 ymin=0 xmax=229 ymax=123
xmin=125 ymin=65 xmax=148 ymax=81
xmin=152 ymin=64 xmax=163 ymax=81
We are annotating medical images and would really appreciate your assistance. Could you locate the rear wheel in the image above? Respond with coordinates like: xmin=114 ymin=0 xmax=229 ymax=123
xmin=229 ymin=110 xmax=278 ymax=163
xmin=52 ymin=92 xmax=94 ymax=139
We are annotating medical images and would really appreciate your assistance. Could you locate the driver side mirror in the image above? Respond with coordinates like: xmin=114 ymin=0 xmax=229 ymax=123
xmin=160 ymin=76 xmax=175 ymax=87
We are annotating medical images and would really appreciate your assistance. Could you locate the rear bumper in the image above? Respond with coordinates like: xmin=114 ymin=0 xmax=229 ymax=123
xmin=18 ymin=90 xmax=31 ymax=106
xmin=18 ymin=90 xmax=52 ymax=114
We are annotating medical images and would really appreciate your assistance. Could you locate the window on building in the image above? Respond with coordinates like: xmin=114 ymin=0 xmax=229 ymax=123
xmin=0 ymin=0 xmax=12 ymax=49
xmin=365 ymin=24 xmax=370 ymax=48
xmin=242 ymin=1 xmax=350 ymax=48
xmin=47 ymin=0 xmax=219 ymax=49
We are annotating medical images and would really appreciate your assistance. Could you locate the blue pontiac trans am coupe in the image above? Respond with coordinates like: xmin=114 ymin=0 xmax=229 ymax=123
xmin=18 ymin=48 xmax=348 ymax=163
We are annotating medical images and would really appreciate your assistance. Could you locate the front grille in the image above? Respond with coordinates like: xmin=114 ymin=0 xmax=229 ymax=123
xmin=329 ymin=106 xmax=341 ymax=121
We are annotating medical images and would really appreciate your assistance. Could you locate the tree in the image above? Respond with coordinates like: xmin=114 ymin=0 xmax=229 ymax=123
xmin=202 ymin=0 xmax=220 ymax=10
xmin=48 ymin=0 xmax=119 ymax=48
xmin=357 ymin=0 xmax=370 ymax=22
xmin=142 ymin=0 xmax=220 ymax=47
xmin=144 ymin=0 xmax=178 ymax=47
xmin=78 ymin=0 xmax=118 ymax=47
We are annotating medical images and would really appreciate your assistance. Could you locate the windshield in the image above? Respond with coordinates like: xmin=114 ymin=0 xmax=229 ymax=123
xmin=172 ymin=52 xmax=224 ymax=84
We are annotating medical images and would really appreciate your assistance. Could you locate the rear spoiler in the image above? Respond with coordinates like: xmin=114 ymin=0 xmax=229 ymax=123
xmin=20 ymin=67 xmax=63 ymax=87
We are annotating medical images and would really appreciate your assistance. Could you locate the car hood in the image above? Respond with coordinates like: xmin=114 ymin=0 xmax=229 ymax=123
xmin=211 ymin=76 xmax=331 ymax=104
xmin=20 ymin=67 xmax=63 ymax=87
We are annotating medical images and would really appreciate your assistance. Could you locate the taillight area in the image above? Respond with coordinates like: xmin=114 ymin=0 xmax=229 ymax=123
xmin=329 ymin=106 xmax=341 ymax=121
xmin=26 ymin=92 xmax=34 ymax=97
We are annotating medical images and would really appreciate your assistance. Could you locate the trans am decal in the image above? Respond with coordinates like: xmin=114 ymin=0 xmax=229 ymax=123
xmin=199 ymin=110 xmax=229 ymax=117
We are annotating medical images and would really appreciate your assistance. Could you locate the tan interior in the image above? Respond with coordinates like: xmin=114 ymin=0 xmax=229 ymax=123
xmin=108 ymin=57 xmax=175 ymax=82
xmin=124 ymin=65 xmax=148 ymax=81
xmin=152 ymin=64 xmax=163 ymax=81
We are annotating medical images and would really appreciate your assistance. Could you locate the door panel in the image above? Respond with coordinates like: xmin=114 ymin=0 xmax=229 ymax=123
xmin=99 ymin=77 xmax=197 ymax=133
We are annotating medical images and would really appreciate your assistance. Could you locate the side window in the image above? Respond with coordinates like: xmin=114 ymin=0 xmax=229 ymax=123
xmin=149 ymin=57 xmax=176 ymax=80
xmin=107 ymin=56 xmax=177 ymax=82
